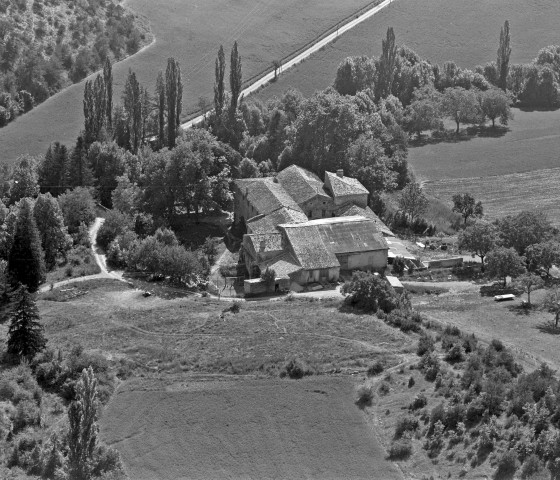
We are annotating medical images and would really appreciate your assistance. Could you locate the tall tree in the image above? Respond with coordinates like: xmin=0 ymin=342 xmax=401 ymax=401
xmin=452 ymin=193 xmax=483 ymax=225
xmin=122 ymin=69 xmax=143 ymax=154
xmin=525 ymin=241 xmax=560 ymax=276
xmin=7 ymin=284 xmax=46 ymax=360
xmin=7 ymin=198 xmax=45 ymax=292
xmin=83 ymin=75 xmax=107 ymax=146
xmin=165 ymin=58 xmax=182 ymax=149
xmin=103 ymin=58 xmax=113 ymax=129
xmin=33 ymin=193 xmax=72 ymax=270
xmin=479 ymin=88 xmax=513 ymax=127
xmin=375 ymin=27 xmax=398 ymax=100
xmin=229 ymin=41 xmax=242 ymax=113
xmin=214 ymin=45 xmax=226 ymax=117
xmin=156 ymin=71 xmax=166 ymax=149
xmin=67 ymin=136 xmax=95 ymax=188
xmin=398 ymin=182 xmax=428 ymax=223
xmin=497 ymin=20 xmax=511 ymax=91
xmin=441 ymin=87 xmax=482 ymax=134
xmin=486 ymin=247 xmax=526 ymax=287
xmin=176 ymin=67 xmax=183 ymax=130
xmin=39 ymin=142 xmax=69 ymax=196
xmin=9 ymin=155 xmax=40 ymax=205
xmin=458 ymin=221 xmax=499 ymax=271
xmin=68 ymin=366 xmax=99 ymax=480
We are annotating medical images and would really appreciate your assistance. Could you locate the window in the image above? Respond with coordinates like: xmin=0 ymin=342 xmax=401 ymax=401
xmin=308 ymin=211 xmax=312 ymax=218
xmin=322 ymin=210 xmax=326 ymax=217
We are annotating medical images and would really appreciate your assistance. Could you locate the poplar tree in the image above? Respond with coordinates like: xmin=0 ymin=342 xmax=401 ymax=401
xmin=229 ymin=41 xmax=242 ymax=113
xmin=497 ymin=20 xmax=511 ymax=91
xmin=39 ymin=142 xmax=68 ymax=195
xmin=83 ymin=75 xmax=107 ymax=146
xmin=375 ymin=27 xmax=398 ymax=100
xmin=166 ymin=57 xmax=182 ymax=148
xmin=123 ymin=69 xmax=143 ymax=153
xmin=103 ymin=58 xmax=113 ymax=129
xmin=156 ymin=71 xmax=166 ymax=149
xmin=9 ymin=155 xmax=40 ymax=205
xmin=68 ymin=136 xmax=95 ymax=188
xmin=214 ymin=45 xmax=226 ymax=117
xmin=7 ymin=198 xmax=45 ymax=292
xmin=68 ymin=367 xmax=99 ymax=480
xmin=7 ymin=284 xmax=46 ymax=360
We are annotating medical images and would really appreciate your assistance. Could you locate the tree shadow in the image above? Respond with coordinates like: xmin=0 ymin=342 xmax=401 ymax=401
xmin=409 ymin=125 xmax=510 ymax=148
xmin=535 ymin=321 xmax=560 ymax=335
xmin=507 ymin=304 xmax=534 ymax=316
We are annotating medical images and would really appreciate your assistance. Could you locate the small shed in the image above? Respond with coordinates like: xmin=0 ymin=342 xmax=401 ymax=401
xmin=386 ymin=275 xmax=404 ymax=294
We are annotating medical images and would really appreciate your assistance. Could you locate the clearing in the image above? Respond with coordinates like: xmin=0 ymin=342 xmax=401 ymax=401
xmin=0 ymin=0 xmax=380 ymax=165
xmin=100 ymin=376 xmax=403 ymax=480
xmin=256 ymin=0 xmax=560 ymax=101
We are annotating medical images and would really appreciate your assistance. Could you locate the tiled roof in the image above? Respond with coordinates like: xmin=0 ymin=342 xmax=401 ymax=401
xmin=235 ymin=178 xmax=303 ymax=216
xmin=260 ymin=252 xmax=302 ymax=279
xmin=315 ymin=217 xmax=388 ymax=254
xmin=277 ymin=165 xmax=330 ymax=205
xmin=279 ymin=224 xmax=340 ymax=270
xmin=325 ymin=171 xmax=369 ymax=197
xmin=246 ymin=207 xmax=308 ymax=234
xmin=243 ymin=233 xmax=283 ymax=259
xmin=336 ymin=204 xmax=394 ymax=236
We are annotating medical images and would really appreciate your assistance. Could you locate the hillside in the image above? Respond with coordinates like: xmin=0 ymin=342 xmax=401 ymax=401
xmin=0 ymin=0 xmax=150 ymax=126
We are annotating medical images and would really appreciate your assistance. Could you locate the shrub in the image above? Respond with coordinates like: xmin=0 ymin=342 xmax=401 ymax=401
xmin=367 ymin=360 xmax=384 ymax=376
xmin=355 ymin=383 xmax=374 ymax=407
xmin=13 ymin=400 xmax=41 ymax=432
xmin=495 ymin=449 xmax=519 ymax=478
xmin=445 ymin=343 xmax=465 ymax=363
xmin=395 ymin=415 xmax=419 ymax=438
xmin=417 ymin=333 xmax=435 ymax=356
xmin=388 ymin=439 xmax=412 ymax=459
xmin=520 ymin=454 xmax=546 ymax=479
xmin=419 ymin=352 xmax=440 ymax=381
xmin=379 ymin=381 xmax=391 ymax=395
xmin=341 ymin=271 xmax=397 ymax=313
xmin=410 ymin=393 xmax=427 ymax=410
xmin=97 ymin=211 xmax=133 ymax=250
xmin=392 ymin=257 xmax=405 ymax=276
xmin=279 ymin=358 xmax=312 ymax=379
xmin=408 ymin=376 xmax=415 ymax=388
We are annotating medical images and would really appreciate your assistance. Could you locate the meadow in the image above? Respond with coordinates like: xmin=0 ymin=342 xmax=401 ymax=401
xmin=100 ymin=376 xmax=402 ymax=480
xmin=0 ymin=0 xmax=378 ymax=165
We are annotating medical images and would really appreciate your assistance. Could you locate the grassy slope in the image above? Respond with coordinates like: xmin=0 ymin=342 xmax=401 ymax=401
xmin=100 ymin=377 xmax=402 ymax=480
xmin=0 ymin=0 xmax=378 ymax=165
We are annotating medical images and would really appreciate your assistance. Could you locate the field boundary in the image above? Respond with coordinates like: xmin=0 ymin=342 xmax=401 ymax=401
xmin=181 ymin=0 xmax=391 ymax=125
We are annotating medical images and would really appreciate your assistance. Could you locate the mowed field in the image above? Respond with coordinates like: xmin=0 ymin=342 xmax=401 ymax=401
xmin=0 ymin=0 xmax=378 ymax=165
xmin=100 ymin=376 xmax=403 ymax=480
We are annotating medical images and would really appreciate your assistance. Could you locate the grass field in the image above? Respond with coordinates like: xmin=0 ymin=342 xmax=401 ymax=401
xmin=0 ymin=0 xmax=380 ymax=165
xmin=256 ymin=0 xmax=560 ymax=101
xmin=100 ymin=376 xmax=403 ymax=480
xmin=424 ymin=167 xmax=560 ymax=226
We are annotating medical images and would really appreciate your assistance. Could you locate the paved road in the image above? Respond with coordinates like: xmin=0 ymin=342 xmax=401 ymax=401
xmin=181 ymin=0 xmax=394 ymax=129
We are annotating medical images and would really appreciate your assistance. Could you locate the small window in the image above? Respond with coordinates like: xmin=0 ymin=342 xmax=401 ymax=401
xmin=308 ymin=211 xmax=312 ymax=218
xmin=322 ymin=210 xmax=326 ymax=217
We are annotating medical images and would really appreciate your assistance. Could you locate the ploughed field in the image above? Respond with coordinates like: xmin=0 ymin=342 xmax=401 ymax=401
xmin=0 ymin=0 xmax=378 ymax=164
xmin=100 ymin=376 xmax=403 ymax=480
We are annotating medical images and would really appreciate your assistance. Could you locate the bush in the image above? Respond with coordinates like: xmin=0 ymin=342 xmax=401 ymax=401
xmin=445 ymin=343 xmax=465 ymax=363
xmin=395 ymin=415 xmax=419 ymax=438
xmin=97 ymin=211 xmax=133 ymax=250
xmin=419 ymin=352 xmax=440 ymax=381
xmin=392 ymin=257 xmax=405 ymax=276
xmin=408 ymin=376 xmax=415 ymax=388
xmin=388 ymin=439 xmax=412 ymax=459
xmin=279 ymin=357 xmax=312 ymax=379
xmin=520 ymin=454 xmax=546 ymax=479
xmin=367 ymin=360 xmax=384 ymax=376
xmin=495 ymin=449 xmax=518 ymax=478
xmin=13 ymin=400 xmax=41 ymax=432
xmin=341 ymin=271 xmax=397 ymax=313
xmin=410 ymin=393 xmax=427 ymax=410
xmin=417 ymin=333 xmax=435 ymax=356
xmin=355 ymin=383 xmax=374 ymax=407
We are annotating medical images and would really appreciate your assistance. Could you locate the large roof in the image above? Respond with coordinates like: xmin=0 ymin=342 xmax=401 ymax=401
xmin=314 ymin=217 xmax=388 ymax=254
xmin=325 ymin=171 xmax=369 ymax=197
xmin=279 ymin=224 xmax=340 ymax=270
xmin=243 ymin=233 xmax=283 ymax=259
xmin=277 ymin=165 xmax=330 ymax=205
xmin=336 ymin=204 xmax=394 ymax=237
xmin=235 ymin=178 xmax=302 ymax=216
xmin=246 ymin=207 xmax=308 ymax=234
xmin=260 ymin=252 xmax=302 ymax=279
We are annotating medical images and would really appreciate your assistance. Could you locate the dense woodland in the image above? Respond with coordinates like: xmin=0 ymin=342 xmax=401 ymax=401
xmin=0 ymin=0 xmax=147 ymax=127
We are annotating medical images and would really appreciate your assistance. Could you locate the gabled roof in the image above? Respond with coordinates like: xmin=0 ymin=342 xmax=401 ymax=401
xmin=246 ymin=207 xmax=308 ymax=234
xmin=325 ymin=171 xmax=369 ymax=197
xmin=314 ymin=217 xmax=388 ymax=254
xmin=235 ymin=178 xmax=302 ymax=216
xmin=276 ymin=165 xmax=330 ymax=205
xmin=243 ymin=233 xmax=283 ymax=259
xmin=259 ymin=252 xmax=302 ymax=279
xmin=278 ymin=224 xmax=340 ymax=270
xmin=336 ymin=204 xmax=394 ymax=237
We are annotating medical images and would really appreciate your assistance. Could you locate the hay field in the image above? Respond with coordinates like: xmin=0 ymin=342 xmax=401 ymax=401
xmin=0 ymin=0 xmax=377 ymax=165
xmin=424 ymin=167 xmax=560 ymax=226
xmin=257 ymin=0 xmax=560 ymax=101
xmin=100 ymin=376 xmax=402 ymax=480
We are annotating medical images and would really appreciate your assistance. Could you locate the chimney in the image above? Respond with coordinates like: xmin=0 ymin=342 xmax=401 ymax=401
xmin=336 ymin=169 xmax=344 ymax=178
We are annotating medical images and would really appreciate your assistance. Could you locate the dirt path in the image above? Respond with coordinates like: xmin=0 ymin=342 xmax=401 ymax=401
xmin=181 ymin=0 xmax=395 ymax=129
xmin=39 ymin=217 xmax=126 ymax=293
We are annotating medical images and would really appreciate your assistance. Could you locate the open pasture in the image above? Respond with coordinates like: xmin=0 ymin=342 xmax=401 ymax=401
xmin=257 ymin=0 xmax=560 ymax=101
xmin=0 ymin=0 xmax=378 ymax=165
xmin=100 ymin=376 xmax=402 ymax=480
xmin=34 ymin=279 xmax=411 ymax=375
xmin=424 ymin=166 xmax=560 ymax=226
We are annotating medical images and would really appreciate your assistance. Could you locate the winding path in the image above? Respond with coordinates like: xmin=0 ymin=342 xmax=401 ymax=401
xmin=39 ymin=217 xmax=126 ymax=293
xmin=181 ymin=0 xmax=395 ymax=129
